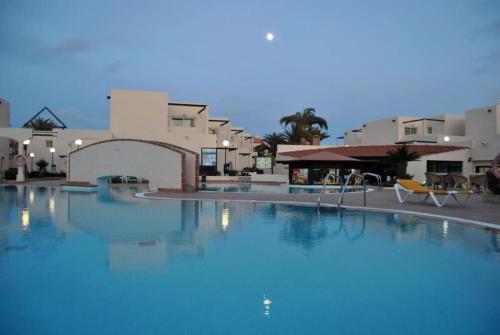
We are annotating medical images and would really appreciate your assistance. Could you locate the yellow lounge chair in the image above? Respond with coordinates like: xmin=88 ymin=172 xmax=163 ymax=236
xmin=394 ymin=179 xmax=472 ymax=208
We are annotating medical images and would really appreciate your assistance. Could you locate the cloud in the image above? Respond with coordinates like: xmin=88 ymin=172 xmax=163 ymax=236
xmin=105 ymin=60 xmax=123 ymax=74
xmin=41 ymin=37 xmax=94 ymax=55
xmin=472 ymin=50 xmax=500 ymax=75
xmin=485 ymin=19 xmax=500 ymax=34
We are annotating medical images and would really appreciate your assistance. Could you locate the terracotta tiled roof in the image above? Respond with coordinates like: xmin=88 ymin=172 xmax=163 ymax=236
xmin=276 ymin=151 xmax=360 ymax=163
xmin=280 ymin=145 xmax=466 ymax=159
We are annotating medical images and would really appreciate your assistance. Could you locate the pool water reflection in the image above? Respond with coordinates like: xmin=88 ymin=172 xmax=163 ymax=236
xmin=0 ymin=185 xmax=499 ymax=335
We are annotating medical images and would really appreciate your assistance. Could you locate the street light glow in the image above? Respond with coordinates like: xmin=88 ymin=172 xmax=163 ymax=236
xmin=29 ymin=152 xmax=35 ymax=158
xmin=49 ymin=147 xmax=56 ymax=153
xmin=222 ymin=140 xmax=230 ymax=147
xmin=75 ymin=139 xmax=83 ymax=146
xmin=23 ymin=139 xmax=30 ymax=145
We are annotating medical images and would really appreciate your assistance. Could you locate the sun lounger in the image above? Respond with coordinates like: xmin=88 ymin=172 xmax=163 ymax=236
xmin=394 ymin=179 xmax=472 ymax=208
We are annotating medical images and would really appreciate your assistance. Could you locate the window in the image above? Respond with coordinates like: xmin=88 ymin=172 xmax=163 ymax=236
xmin=46 ymin=140 xmax=53 ymax=147
xmin=404 ymin=127 xmax=417 ymax=136
xmin=427 ymin=160 xmax=462 ymax=173
xmin=201 ymin=148 xmax=217 ymax=166
xmin=172 ymin=117 xmax=195 ymax=128
xmin=291 ymin=168 xmax=309 ymax=184
xmin=476 ymin=166 xmax=491 ymax=174
xmin=208 ymin=127 xmax=218 ymax=135
xmin=427 ymin=127 xmax=432 ymax=134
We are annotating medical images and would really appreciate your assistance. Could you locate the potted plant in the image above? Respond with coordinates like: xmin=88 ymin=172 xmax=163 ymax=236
xmin=35 ymin=159 xmax=49 ymax=177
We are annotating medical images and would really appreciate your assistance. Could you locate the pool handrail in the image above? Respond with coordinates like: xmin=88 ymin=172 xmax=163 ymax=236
xmin=318 ymin=172 xmax=383 ymax=208
xmin=317 ymin=172 xmax=342 ymax=206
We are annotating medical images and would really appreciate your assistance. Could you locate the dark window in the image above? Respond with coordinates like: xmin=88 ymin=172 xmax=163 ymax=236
xmin=475 ymin=166 xmax=491 ymax=174
xmin=201 ymin=148 xmax=217 ymax=167
xmin=426 ymin=160 xmax=462 ymax=173
xmin=291 ymin=168 xmax=309 ymax=184
xmin=200 ymin=148 xmax=217 ymax=175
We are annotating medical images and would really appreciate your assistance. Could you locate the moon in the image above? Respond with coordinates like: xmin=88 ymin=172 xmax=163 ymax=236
xmin=266 ymin=33 xmax=274 ymax=41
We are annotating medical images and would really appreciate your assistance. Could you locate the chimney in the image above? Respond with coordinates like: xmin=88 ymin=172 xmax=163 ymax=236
xmin=300 ymin=137 xmax=309 ymax=145
xmin=312 ymin=134 xmax=320 ymax=146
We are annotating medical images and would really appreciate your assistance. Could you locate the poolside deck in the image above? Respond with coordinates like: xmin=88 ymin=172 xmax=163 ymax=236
xmin=146 ymin=188 xmax=500 ymax=226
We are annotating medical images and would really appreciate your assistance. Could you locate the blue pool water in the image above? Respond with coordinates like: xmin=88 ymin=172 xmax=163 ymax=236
xmin=199 ymin=183 xmax=355 ymax=194
xmin=1 ymin=185 xmax=499 ymax=335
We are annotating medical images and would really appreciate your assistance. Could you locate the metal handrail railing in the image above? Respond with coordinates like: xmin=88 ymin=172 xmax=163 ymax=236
xmin=318 ymin=172 xmax=383 ymax=208
xmin=317 ymin=172 xmax=342 ymax=206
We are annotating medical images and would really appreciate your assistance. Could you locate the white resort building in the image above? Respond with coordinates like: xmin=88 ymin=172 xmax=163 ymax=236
xmin=277 ymin=102 xmax=500 ymax=184
xmin=0 ymin=89 xmax=257 ymax=189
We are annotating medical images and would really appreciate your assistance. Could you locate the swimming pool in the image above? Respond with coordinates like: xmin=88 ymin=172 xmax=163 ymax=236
xmin=1 ymin=185 xmax=499 ymax=334
xmin=199 ymin=183 xmax=360 ymax=194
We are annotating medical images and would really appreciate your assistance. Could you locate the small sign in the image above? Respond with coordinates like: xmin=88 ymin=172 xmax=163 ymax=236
xmin=15 ymin=155 xmax=26 ymax=167
xmin=256 ymin=157 xmax=272 ymax=170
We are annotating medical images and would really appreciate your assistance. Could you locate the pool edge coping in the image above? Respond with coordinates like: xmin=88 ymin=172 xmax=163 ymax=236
xmin=135 ymin=192 xmax=500 ymax=231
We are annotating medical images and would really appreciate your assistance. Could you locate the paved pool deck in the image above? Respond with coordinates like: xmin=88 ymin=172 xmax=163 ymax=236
xmin=144 ymin=188 xmax=500 ymax=227
xmin=3 ymin=179 xmax=499 ymax=227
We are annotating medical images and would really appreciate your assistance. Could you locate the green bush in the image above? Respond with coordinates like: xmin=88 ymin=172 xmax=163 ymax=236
xmin=28 ymin=171 xmax=66 ymax=178
xmin=486 ymin=171 xmax=500 ymax=195
xmin=4 ymin=168 xmax=18 ymax=180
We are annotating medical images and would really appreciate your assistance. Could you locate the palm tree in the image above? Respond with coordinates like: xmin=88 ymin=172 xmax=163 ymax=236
xmin=310 ymin=126 xmax=330 ymax=142
xmin=24 ymin=117 xmax=57 ymax=131
xmin=24 ymin=117 xmax=58 ymax=131
xmin=255 ymin=132 xmax=287 ymax=173
xmin=386 ymin=145 xmax=421 ymax=178
xmin=280 ymin=108 xmax=328 ymax=144
xmin=256 ymin=132 xmax=287 ymax=157
xmin=282 ymin=124 xmax=302 ymax=145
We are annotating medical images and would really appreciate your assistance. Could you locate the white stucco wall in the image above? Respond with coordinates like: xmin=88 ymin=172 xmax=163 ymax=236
xmin=344 ymin=130 xmax=363 ymax=145
xmin=362 ymin=116 xmax=417 ymax=145
xmin=465 ymin=105 xmax=498 ymax=143
xmin=182 ymin=149 xmax=198 ymax=190
xmin=407 ymin=149 xmax=472 ymax=183
xmin=69 ymin=140 xmax=183 ymax=191
xmin=109 ymin=89 xmax=216 ymax=155
xmin=168 ymin=104 xmax=209 ymax=135
xmin=110 ymin=89 xmax=169 ymax=140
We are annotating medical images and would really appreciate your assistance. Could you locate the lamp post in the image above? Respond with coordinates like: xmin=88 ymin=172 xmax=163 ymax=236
xmin=29 ymin=152 xmax=35 ymax=174
xmin=49 ymin=147 xmax=56 ymax=172
xmin=0 ymin=156 xmax=4 ymax=182
xmin=22 ymin=140 xmax=30 ymax=179
xmin=222 ymin=140 xmax=229 ymax=176
xmin=75 ymin=138 xmax=82 ymax=150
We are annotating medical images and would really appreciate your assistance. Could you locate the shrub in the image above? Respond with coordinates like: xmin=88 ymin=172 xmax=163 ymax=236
xmin=242 ymin=167 xmax=257 ymax=172
xmin=486 ymin=171 xmax=500 ymax=195
xmin=35 ymin=159 xmax=49 ymax=174
xmin=4 ymin=168 xmax=18 ymax=180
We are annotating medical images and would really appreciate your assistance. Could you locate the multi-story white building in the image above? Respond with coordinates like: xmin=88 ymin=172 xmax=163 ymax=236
xmin=343 ymin=103 xmax=500 ymax=173
xmin=205 ymin=117 xmax=256 ymax=175
xmin=0 ymin=89 xmax=255 ymax=181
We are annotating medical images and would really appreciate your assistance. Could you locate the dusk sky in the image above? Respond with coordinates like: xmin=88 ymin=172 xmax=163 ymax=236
xmin=1 ymin=0 xmax=499 ymax=143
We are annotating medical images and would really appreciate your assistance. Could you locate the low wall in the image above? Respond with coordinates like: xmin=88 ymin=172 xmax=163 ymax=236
xmin=251 ymin=174 xmax=288 ymax=184
xmin=202 ymin=174 xmax=287 ymax=184
xmin=204 ymin=176 xmax=241 ymax=183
